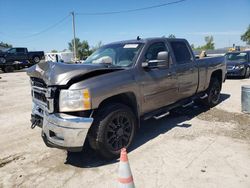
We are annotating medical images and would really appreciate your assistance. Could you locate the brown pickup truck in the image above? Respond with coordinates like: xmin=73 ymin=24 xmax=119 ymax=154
xmin=27 ymin=37 xmax=226 ymax=159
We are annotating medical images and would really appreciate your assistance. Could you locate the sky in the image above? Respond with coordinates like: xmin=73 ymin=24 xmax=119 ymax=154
xmin=0 ymin=0 xmax=249 ymax=52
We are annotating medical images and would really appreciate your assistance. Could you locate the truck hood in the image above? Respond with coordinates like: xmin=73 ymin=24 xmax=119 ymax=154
xmin=26 ymin=61 xmax=123 ymax=86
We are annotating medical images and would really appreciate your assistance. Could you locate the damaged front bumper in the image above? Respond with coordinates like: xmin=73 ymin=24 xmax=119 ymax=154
xmin=32 ymin=103 xmax=93 ymax=152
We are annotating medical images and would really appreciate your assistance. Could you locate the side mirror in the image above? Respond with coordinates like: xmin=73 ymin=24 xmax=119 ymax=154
xmin=142 ymin=51 xmax=169 ymax=69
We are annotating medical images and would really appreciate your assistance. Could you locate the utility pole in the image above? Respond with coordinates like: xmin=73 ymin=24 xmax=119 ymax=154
xmin=71 ymin=11 xmax=77 ymax=62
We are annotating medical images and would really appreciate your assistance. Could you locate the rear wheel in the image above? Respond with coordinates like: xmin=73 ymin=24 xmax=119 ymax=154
xmin=4 ymin=66 xmax=14 ymax=73
xmin=88 ymin=103 xmax=136 ymax=159
xmin=32 ymin=56 xmax=40 ymax=63
xmin=202 ymin=78 xmax=221 ymax=108
xmin=245 ymin=67 xmax=250 ymax=78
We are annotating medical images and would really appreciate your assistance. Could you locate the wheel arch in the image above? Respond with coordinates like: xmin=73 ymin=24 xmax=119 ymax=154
xmin=96 ymin=92 xmax=140 ymax=127
xmin=209 ymin=69 xmax=223 ymax=89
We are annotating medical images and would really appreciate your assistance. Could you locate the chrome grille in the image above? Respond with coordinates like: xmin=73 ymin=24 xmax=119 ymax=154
xmin=31 ymin=77 xmax=54 ymax=113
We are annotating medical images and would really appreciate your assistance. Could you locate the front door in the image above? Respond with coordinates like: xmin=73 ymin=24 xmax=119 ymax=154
xmin=139 ymin=42 xmax=178 ymax=114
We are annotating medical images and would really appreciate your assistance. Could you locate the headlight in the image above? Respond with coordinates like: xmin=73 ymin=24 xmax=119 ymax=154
xmin=235 ymin=65 xmax=245 ymax=69
xmin=59 ymin=89 xmax=91 ymax=112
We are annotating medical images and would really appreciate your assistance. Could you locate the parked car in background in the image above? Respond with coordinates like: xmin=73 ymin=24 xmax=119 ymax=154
xmin=226 ymin=51 xmax=250 ymax=78
xmin=27 ymin=37 xmax=226 ymax=159
xmin=0 ymin=47 xmax=44 ymax=72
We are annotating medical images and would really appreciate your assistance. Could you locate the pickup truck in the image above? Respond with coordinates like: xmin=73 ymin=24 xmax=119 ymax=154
xmin=226 ymin=51 xmax=250 ymax=78
xmin=27 ymin=38 xmax=226 ymax=159
xmin=0 ymin=47 xmax=44 ymax=72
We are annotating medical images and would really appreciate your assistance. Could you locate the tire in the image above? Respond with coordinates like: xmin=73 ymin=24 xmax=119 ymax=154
xmin=202 ymin=78 xmax=221 ymax=108
xmin=0 ymin=57 xmax=6 ymax=64
xmin=4 ymin=66 xmax=14 ymax=73
xmin=244 ymin=67 xmax=250 ymax=78
xmin=32 ymin=56 xmax=40 ymax=63
xmin=88 ymin=103 xmax=136 ymax=159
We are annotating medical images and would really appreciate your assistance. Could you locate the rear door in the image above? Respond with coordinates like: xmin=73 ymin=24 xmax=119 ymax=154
xmin=169 ymin=40 xmax=198 ymax=99
xmin=139 ymin=41 xmax=178 ymax=114
xmin=16 ymin=48 xmax=28 ymax=61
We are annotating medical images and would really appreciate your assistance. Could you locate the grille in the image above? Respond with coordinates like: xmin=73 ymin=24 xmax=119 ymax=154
xmin=31 ymin=77 xmax=47 ymax=88
xmin=31 ymin=77 xmax=54 ymax=113
xmin=34 ymin=91 xmax=47 ymax=104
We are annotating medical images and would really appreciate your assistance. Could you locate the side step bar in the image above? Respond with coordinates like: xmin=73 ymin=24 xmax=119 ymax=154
xmin=200 ymin=93 xmax=208 ymax=99
xmin=182 ymin=101 xmax=194 ymax=108
xmin=154 ymin=112 xmax=170 ymax=120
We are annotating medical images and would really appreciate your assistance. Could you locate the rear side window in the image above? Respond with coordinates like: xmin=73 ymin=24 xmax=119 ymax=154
xmin=170 ymin=41 xmax=192 ymax=64
xmin=16 ymin=48 xmax=25 ymax=53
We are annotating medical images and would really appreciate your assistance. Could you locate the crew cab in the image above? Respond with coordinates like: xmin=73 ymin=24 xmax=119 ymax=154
xmin=27 ymin=38 xmax=226 ymax=159
xmin=0 ymin=47 xmax=44 ymax=72
xmin=226 ymin=51 xmax=250 ymax=78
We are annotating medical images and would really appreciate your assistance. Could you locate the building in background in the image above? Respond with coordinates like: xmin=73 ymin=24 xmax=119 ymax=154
xmin=45 ymin=51 xmax=73 ymax=63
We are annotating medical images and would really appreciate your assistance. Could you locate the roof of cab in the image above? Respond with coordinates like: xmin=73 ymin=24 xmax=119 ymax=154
xmin=106 ymin=37 xmax=187 ymax=45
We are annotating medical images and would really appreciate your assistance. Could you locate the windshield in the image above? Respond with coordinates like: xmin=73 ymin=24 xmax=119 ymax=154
xmin=226 ymin=52 xmax=247 ymax=61
xmin=84 ymin=43 xmax=143 ymax=67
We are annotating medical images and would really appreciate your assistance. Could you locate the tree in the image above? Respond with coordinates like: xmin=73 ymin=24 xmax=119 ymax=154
xmin=203 ymin=36 xmax=215 ymax=50
xmin=68 ymin=38 xmax=92 ymax=60
xmin=192 ymin=36 xmax=215 ymax=50
xmin=0 ymin=41 xmax=12 ymax=48
xmin=92 ymin=41 xmax=103 ymax=52
xmin=241 ymin=25 xmax=250 ymax=45
xmin=51 ymin=49 xmax=58 ymax=53
xmin=168 ymin=34 xmax=176 ymax=38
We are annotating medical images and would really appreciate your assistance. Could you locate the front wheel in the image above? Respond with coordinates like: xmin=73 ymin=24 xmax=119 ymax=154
xmin=3 ymin=66 xmax=15 ymax=73
xmin=88 ymin=104 xmax=136 ymax=159
xmin=202 ymin=78 xmax=221 ymax=108
xmin=0 ymin=57 xmax=6 ymax=63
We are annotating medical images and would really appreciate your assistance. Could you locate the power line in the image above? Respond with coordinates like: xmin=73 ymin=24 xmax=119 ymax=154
xmin=76 ymin=0 xmax=186 ymax=15
xmin=0 ymin=14 xmax=70 ymax=39
xmin=21 ymin=14 xmax=71 ymax=38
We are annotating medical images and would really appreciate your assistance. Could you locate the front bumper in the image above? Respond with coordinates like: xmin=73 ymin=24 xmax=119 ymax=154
xmin=226 ymin=68 xmax=245 ymax=77
xmin=41 ymin=112 xmax=93 ymax=151
xmin=32 ymin=102 xmax=93 ymax=151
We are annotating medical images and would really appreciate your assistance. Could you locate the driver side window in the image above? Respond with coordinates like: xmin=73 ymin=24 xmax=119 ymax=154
xmin=145 ymin=42 xmax=167 ymax=61
xmin=8 ymin=48 xmax=16 ymax=53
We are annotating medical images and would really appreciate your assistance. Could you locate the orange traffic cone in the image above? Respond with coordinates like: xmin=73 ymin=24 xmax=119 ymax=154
xmin=118 ymin=148 xmax=135 ymax=188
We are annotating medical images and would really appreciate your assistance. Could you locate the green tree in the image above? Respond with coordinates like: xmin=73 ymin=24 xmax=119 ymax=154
xmin=68 ymin=38 xmax=92 ymax=60
xmin=168 ymin=34 xmax=176 ymax=38
xmin=203 ymin=36 xmax=215 ymax=50
xmin=92 ymin=41 xmax=103 ymax=52
xmin=241 ymin=25 xmax=250 ymax=45
xmin=192 ymin=36 xmax=215 ymax=50
xmin=81 ymin=40 xmax=91 ymax=59
xmin=0 ymin=41 xmax=12 ymax=48
xmin=51 ymin=49 xmax=58 ymax=53
xmin=68 ymin=38 xmax=82 ymax=59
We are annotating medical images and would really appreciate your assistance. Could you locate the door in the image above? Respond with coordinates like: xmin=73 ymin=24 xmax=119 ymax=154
xmin=6 ymin=48 xmax=17 ymax=61
xmin=6 ymin=48 xmax=27 ymax=62
xmin=16 ymin=48 xmax=28 ymax=61
xmin=139 ymin=42 xmax=178 ymax=114
xmin=169 ymin=41 xmax=198 ymax=99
